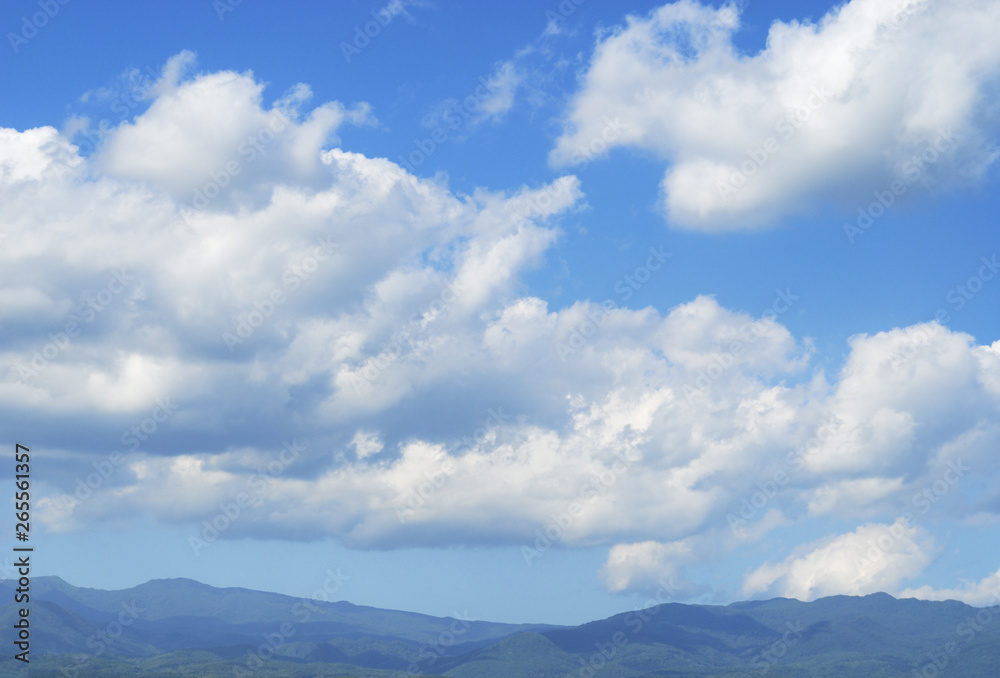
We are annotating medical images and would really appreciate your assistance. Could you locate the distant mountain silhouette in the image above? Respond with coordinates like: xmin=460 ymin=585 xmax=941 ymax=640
xmin=2 ymin=576 xmax=997 ymax=676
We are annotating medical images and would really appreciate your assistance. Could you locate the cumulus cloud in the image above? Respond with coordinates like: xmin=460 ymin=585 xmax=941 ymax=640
xmin=8 ymin=52 xmax=1000 ymax=604
xmin=599 ymin=539 xmax=710 ymax=599
xmin=0 ymin=54 xmax=577 ymax=444
xmin=901 ymin=568 xmax=1000 ymax=606
xmin=742 ymin=519 xmax=937 ymax=600
xmin=99 ymin=51 xmax=374 ymax=204
xmin=551 ymin=0 xmax=1000 ymax=229
xmin=804 ymin=476 xmax=906 ymax=517
xmin=32 ymin=279 xmax=1000 ymax=561
xmin=800 ymin=323 xmax=1000 ymax=477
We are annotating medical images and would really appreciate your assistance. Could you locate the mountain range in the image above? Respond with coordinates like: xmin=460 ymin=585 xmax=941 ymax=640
xmin=2 ymin=576 xmax=998 ymax=676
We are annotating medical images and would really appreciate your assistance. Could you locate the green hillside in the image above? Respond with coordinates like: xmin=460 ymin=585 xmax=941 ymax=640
xmin=2 ymin=577 xmax=997 ymax=677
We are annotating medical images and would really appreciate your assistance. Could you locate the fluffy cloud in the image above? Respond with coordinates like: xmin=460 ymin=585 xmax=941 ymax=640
xmin=901 ymin=568 xmax=1000 ymax=606
xmin=599 ymin=540 xmax=710 ymax=599
xmin=742 ymin=519 xmax=937 ymax=600
xmin=99 ymin=51 xmax=374 ymax=203
xmin=551 ymin=0 xmax=1000 ymax=229
xmin=34 ymin=286 xmax=1000 ymax=561
xmin=800 ymin=323 xmax=1000 ymax=478
xmin=8 ymin=53 xmax=1000 ymax=603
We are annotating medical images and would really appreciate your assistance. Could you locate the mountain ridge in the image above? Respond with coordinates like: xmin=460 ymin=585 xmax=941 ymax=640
xmin=2 ymin=576 xmax=997 ymax=677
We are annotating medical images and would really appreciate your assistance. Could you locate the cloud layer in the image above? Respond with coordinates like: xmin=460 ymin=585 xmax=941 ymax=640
xmin=4 ymin=43 xmax=999 ymax=606
xmin=742 ymin=519 xmax=937 ymax=600
xmin=551 ymin=0 xmax=1000 ymax=229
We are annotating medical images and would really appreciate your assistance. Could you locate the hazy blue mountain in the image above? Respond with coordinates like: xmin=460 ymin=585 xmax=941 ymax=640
xmin=2 ymin=577 xmax=997 ymax=677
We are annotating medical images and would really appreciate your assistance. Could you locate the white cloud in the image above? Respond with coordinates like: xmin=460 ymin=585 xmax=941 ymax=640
xmin=26 ymin=260 xmax=1000 ymax=558
xmin=99 ymin=53 xmax=373 ymax=203
xmin=0 ymin=54 xmax=580 ymax=423
xmin=801 ymin=323 xmax=998 ymax=476
xmin=805 ymin=476 xmax=906 ymax=517
xmin=552 ymin=0 xmax=1000 ymax=229
xmin=901 ymin=568 xmax=1000 ymax=606
xmin=476 ymin=60 xmax=522 ymax=121
xmin=351 ymin=430 xmax=384 ymax=460
xmin=8 ymin=54 xmax=1000 ymax=606
xmin=743 ymin=519 xmax=937 ymax=600
xmin=0 ymin=126 xmax=74 ymax=183
xmin=418 ymin=58 xmax=524 ymax=142
xmin=599 ymin=539 xmax=710 ymax=599
xmin=0 ymin=287 xmax=70 ymax=319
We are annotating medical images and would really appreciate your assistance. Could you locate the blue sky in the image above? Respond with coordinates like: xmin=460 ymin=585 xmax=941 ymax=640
xmin=2 ymin=0 xmax=1000 ymax=625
